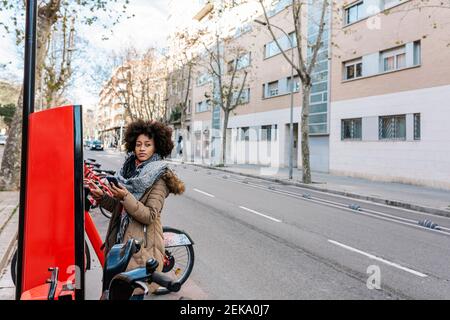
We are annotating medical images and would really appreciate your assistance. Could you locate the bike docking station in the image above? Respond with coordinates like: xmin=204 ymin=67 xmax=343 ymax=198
xmin=15 ymin=1 xmax=85 ymax=300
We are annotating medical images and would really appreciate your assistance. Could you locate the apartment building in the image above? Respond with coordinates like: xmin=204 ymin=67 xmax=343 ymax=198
xmin=96 ymin=65 xmax=129 ymax=148
xmin=97 ymin=49 xmax=168 ymax=149
xmin=329 ymin=0 xmax=450 ymax=189
xmin=166 ymin=0 xmax=450 ymax=189
xmin=168 ymin=0 xmax=331 ymax=170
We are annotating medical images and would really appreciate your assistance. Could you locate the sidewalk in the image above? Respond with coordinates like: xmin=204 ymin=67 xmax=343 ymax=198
xmin=0 ymin=191 xmax=19 ymax=300
xmin=168 ymin=158 xmax=450 ymax=218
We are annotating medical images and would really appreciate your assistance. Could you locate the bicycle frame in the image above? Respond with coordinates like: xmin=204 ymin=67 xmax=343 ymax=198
xmin=85 ymin=210 xmax=105 ymax=267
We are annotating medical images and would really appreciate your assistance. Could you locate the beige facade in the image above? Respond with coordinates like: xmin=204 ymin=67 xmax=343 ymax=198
xmin=167 ymin=0 xmax=450 ymax=188
xmin=329 ymin=0 xmax=450 ymax=189
xmin=331 ymin=0 xmax=450 ymax=102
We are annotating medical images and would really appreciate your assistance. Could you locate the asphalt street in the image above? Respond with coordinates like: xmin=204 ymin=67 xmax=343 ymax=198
xmin=84 ymin=149 xmax=450 ymax=300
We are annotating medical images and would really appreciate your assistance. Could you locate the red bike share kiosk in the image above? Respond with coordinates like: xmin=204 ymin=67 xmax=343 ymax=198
xmin=15 ymin=0 xmax=85 ymax=300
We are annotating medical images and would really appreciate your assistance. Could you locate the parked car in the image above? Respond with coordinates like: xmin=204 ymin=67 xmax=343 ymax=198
xmin=90 ymin=140 xmax=104 ymax=151
xmin=0 ymin=135 xmax=7 ymax=145
xmin=84 ymin=140 xmax=92 ymax=148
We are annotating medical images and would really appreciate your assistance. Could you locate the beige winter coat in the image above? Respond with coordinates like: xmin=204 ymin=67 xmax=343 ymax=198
xmin=99 ymin=168 xmax=185 ymax=293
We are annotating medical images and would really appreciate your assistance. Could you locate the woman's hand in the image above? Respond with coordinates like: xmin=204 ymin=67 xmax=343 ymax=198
xmin=84 ymin=179 xmax=104 ymax=201
xmin=110 ymin=183 xmax=129 ymax=201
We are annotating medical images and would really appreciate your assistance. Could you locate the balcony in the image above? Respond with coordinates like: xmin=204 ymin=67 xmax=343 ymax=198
xmin=193 ymin=1 xmax=213 ymax=21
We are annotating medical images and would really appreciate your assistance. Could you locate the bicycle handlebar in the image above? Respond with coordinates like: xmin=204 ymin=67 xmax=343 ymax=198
xmin=107 ymin=258 xmax=181 ymax=300
xmin=151 ymin=272 xmax=181 ymax=293
xmin=92 ymin=168 xmax=116 ymax=175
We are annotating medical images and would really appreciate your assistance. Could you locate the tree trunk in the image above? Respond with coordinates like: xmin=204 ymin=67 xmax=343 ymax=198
xmin=0 ymin=89 xmax=23 ymax=190
xmin=220 ymin=110 xmax=230 ymax=167
xmin=0 ymin=9 xmax=56 ymax=190
xmin=181 ymin=112 xmax=188 ymax=163
xmin=301 ymin=83 xmax=312 ymax=184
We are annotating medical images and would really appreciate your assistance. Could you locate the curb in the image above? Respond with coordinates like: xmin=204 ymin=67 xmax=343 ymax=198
xmin=0 ymin=205 xmax=18 ymax=273
xmin=168 ymin=160 xmax=450 ymax=219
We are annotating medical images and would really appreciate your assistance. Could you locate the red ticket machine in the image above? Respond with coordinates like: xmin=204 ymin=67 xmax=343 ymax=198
xmin=16 ymin=105 xmax=85 ymax=300
xmin=15 ymin=2 xmax=85 ymax=300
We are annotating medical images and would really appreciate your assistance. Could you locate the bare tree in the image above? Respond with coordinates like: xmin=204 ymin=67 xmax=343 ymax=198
xmin=201 ymin=35 xmax=250 ymax=167
xmin=168 ymin=29 xmax=204 ymax=162
xmin=107 ymin=48 xmax=168 ymax=123
xmin=0 ymin=0 xmax=131 ymax=191
xmin=39 ymin=10 xmax=76 ymax=110
xmin=169 ymin=1 xmax=255 ymax=166
xmin=258 ymin=0 xmax=329 ymax=184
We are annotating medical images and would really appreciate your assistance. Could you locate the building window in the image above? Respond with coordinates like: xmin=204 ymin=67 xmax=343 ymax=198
xmin=341 ymin=118 xmax=362 ymax=140
xmin=287 ymin=75 xmax=300 ymax=92
xmin=344 ymin=59 xmax=363 ymax=80
xmin=414 ymin=40 xmax=421 ymax=66
xmin=197 ymin=72 xmax=211 ymax=86
xmin=264 ymin=32 xmax=296 ymax=59
xmin=267 ymin=81 xmax=279 ymax=97
xmin=237 ymin=52 xmax=251 ymax=70
xmin=379 ymin=115 xmax=406 ymax=140
xmin=228 ymin=52 xmax=251 ymax=73
xmin=196 ymin=100 xmax=211 ymax=113
xmin=345 ymin=1 xmax=364 ymax=25
xmin=234 ymin=23 xmax=252 ymax=38
xmin=241 ymin=127 xmax=250 ymax=141
xmin=381 ymin=46 xmax=406 ymax=72
xmin=261 ymin=125 xmax=272 ymax=141
xmin=414 ymin=113 xmax=421 ymax=140
xmin=267 ymin=0 xmax=292 ymax=17
xmin=232 ymin=88 xmax=250 ymax=105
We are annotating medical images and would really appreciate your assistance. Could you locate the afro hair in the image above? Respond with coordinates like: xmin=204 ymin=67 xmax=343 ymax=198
xmin=124 ymin=120 xmax=174 ymax=158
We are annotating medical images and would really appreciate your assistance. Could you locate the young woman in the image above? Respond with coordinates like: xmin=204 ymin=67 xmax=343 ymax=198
xmin=87 ymin=120 xmax=185 ymax=299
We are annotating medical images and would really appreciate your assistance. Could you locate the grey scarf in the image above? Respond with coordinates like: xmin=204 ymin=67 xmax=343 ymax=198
xmin=115 ymin=152 xmax=168 ymax=244
xmin=116 ymin=152 xmax=168 ymax=200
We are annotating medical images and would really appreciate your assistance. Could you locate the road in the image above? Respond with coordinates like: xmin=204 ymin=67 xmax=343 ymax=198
xmin=85 ymin=149 xmax=450 ymax=300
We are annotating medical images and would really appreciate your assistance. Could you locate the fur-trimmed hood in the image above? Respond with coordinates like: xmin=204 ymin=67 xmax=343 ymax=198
xmin=161 ymin=168 xmax=185 ymax=195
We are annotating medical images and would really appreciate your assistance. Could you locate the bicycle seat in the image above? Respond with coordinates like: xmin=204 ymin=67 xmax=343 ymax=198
xmin=102 ymin=239 xmax=141 ymax=291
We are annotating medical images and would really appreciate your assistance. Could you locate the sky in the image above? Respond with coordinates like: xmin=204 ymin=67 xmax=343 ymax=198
xmin=0 ymin=0 xmax=196 ymax=109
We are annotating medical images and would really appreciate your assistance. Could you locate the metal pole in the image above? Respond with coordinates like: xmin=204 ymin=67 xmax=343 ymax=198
xmin=16 ymin=0 xmax=37 ymax=300
xmin=289 ymin=43 xmax=294 ymax=180
xmin=276 ymin=29 xmax=295 ymax=180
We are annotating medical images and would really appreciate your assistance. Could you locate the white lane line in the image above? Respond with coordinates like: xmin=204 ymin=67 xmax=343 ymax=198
xmin=328 ymin=240 xmax=428 ymax=278
xmin=221 ymin=177 xmax=450 ymax=237
xmin=239 ymin=206 xmax=282 ymax=223
xmin=194 ymin=188 xmax=215 ymax=198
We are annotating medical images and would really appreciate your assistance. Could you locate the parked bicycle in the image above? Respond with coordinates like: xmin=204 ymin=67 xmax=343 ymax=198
xmin=11 ymin=158 xmax=195 ymax=296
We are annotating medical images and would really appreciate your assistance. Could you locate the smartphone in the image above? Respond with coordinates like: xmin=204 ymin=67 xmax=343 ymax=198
xmin=106 ymin=177 xmax=120 ymax=188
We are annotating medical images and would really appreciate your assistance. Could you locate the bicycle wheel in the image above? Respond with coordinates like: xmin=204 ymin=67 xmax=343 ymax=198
xmin=154 ymin=227 xmax=195 ymax=295
xmin=10 ymin=241 xmax=92 ymax=286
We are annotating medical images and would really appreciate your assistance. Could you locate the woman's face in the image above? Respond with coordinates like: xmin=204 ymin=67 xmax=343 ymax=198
xmin=135 ymin=134 xmax=155 ymax=162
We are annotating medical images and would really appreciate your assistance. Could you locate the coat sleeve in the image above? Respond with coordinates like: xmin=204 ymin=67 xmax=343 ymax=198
xmin=120 ymin=178 xmax=168 ymax=225
xmin=98 ymin=193 xmax=120 ymax=213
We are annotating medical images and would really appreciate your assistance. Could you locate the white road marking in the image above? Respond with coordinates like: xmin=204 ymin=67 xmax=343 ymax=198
xmin=328 ymin=240 xmax=428 ymax=278
xmin=239 ymin=206 xmax=282 ymax=223
xmin=194 ymin=189 xmax=215 ymax=198
xmin=218 ymin=176 xmax=450 ymax=237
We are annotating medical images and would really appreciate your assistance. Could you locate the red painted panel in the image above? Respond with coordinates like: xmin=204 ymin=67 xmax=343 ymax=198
xmin=21 ymin=106 xmax=76 ymax=294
